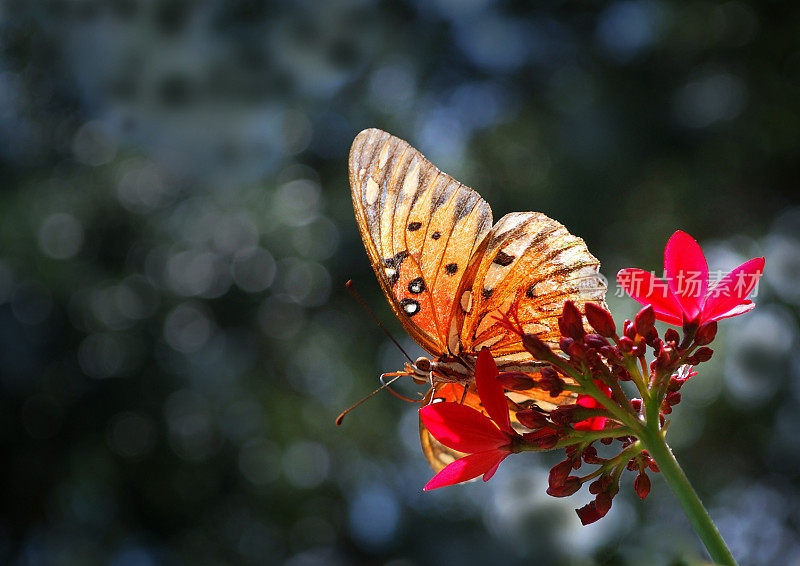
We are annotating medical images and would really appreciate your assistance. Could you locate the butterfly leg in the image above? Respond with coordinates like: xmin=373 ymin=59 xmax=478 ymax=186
xmin=459 ymin=384 xmax=469 ymax=405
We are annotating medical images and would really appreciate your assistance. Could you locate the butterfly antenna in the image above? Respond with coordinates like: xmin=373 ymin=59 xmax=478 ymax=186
xmin=336 ymin=372 xmax=408 ymax=425
xmin=345 ymin=280 xmax=413 ymax=363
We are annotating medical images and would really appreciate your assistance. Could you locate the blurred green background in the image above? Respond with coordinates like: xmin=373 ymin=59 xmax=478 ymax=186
xmin=1 ymin=1 xmax=799 ymax=565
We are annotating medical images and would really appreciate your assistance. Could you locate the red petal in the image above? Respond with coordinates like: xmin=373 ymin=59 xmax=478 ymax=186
xmin=419 ymin=403 xmax=508 ymax=453
xmin=475 ymin=349 xmax=514 ymax=434
xmin=707 ymin=301 xmax=756 ymax=321
xmin=576 ymin=394 xmax=600 ymax=409
xmin=482 ymin=453 xmax=509 ymax=482
xmin=574 ymin=416 xmax=607 ymax=431
xmin=702 ymin=257 xmax=765 ymax=322
xmin=423 ymin=450 xmax=508 ymax=490
xmin=617 ymin=268 xmax=682 ymax=323
xmin=664 ymin=231 xmax=708 ymax=320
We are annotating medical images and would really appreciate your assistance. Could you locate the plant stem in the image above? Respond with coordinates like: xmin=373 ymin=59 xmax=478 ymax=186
xmin=638 ymin=427 xmax=737 ymax=565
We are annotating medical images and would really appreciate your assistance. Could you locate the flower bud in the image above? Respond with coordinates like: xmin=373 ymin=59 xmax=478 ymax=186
xmin=582 ymin=445 xmax=601 ymax=464
xmin=546 ymin=475 xmax=581 ymax=497
xmin=588 ymin=475 xmax=610 ymax=495
xmin=653 ymin=348 xmax=671 ymax=371
xmin=618 ymin=336 xmax=634 ymax=353
xmin=566 ymin=340 xmax=586 ymax=360
xmin=595 ymin=492 xmax=613 ymax=515
xmin=516 ymin=409 xmax=548 ymax=429
xmin=615 ymin=366 xmax=632 ymax=381
xmin=584 ymin=303 xmax=617 ymax=337
xmin=634 ymin=472 xmax=651 ymax=499
xmin=600 ymin=345 xmax=621 ymax=363
xmin=667 ymin=375 xmax=688 ymax=392
xmin=584 ymin=333 xmax=610 ymax=350
xmin=687 ymin=347 xmax=713 ymax=364
xmin=523 ymin=427 xmax=560 ymax=449
xmin=665 ymin=391 xmax=682 ymax=406
xmin=644 ymin=327 xmax=660 ymax=348
xmin=695 ymin=321 xmax=718 ymax=346
xmin=550 ymin=405 xmax=578 ymax=427
xmin=576 ymin=503 xmax=601 ymax=525
xmin=549 ymin=459 xmax=573 ymax=485
xmin=623 ymin=320 xmax=636 ymax=339
xmin=630 ymin=398 xmax=642 ymax=413
xmin=497 ymin=372 xmax=537 ymax=391
xmin=522 ymin=333 xmax=553 ymax=360
xmin=576 ymin=493 xmax=613 ymax=525
xmin=538 ymin=367 xmax=566 ymax=397
xmin=558 ymin=301 xmax=585 ymax=340
xmin=634 ymin=305 xmax=656 ymax=337
xmin=664 ymin=328 xmax=680 ymax=345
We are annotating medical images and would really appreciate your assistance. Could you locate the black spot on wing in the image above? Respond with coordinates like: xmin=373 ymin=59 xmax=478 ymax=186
xmin=408 ymin=222 xmax=422 ymax=231
xmin=384 ymin=251 xmax=409 ymax=269
xmin=493 ymin=251 xmax=515 ymax=266
xmin=453 ymin=190 xmax=474 ymax=222
xmin=445 ymin=263 xmax=458 ymax=275
xmin=431 ymin=231 xmax=441 ymax=240
xmin=481 ymin=288 xmax=493 ymax=300
xmin=383 ymin=251 xmax=409 ymax=287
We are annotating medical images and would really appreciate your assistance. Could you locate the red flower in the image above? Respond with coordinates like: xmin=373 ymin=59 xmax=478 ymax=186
xmin=617 ymin=231 xmax=764 ymax=327
xmin=419 ymin=349 xmax=518 ymax=490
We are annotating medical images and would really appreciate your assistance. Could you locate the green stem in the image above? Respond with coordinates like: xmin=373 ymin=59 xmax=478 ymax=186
xmin=638 ymin=427 xmax=737 ymax=566
xmin=553 ymin=427 xmax=632 ymax=448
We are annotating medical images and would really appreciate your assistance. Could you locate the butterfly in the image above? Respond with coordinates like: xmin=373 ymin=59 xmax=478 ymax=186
xmin=349 ymin=128 xmax=608 ymax=472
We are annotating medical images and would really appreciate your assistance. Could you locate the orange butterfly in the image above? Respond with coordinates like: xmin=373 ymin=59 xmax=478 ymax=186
xmin=349 ymin=128 xmax=608 ymax=471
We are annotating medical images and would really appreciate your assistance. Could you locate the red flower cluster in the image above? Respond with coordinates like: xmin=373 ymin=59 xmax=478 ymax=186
xmin=418 ymin=231 xmax=765 ymax=526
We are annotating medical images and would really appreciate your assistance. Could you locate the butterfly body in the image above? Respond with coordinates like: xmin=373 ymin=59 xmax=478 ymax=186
xmin=349 ymin=128 xmax=607 ymax=471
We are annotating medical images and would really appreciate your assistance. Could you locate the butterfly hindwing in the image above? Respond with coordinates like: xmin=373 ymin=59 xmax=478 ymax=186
xmin=418 ymin=384 xmax=473 ymax=473
xmin=454 ymin=211 xmax=607 ymax=362
xmin=349 ymin=128 xmax=492 ymax=355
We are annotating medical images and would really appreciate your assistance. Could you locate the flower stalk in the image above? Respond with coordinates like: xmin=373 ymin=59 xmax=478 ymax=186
xmin=637 ymin=425 xmax=736 ymax=566
xmin=417 ymin=231 xmax=763 ymax=564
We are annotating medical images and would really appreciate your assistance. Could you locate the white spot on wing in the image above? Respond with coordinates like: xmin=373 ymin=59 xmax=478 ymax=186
xmin=378 ymin=143 xmax=390 ymax=168
xmin=404 ymin=302 xmax=419 ymax=315
xmin=366 ymin=178 xmax=380 ymax=205
xmin=402 ymin=161 xmax=420 ymax=198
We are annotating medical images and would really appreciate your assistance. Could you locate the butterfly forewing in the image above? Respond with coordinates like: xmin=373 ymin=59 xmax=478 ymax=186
xmin=349 ymin=128 xmax=492 ymax=355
